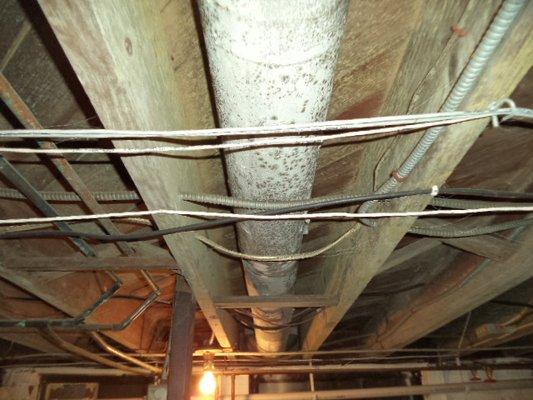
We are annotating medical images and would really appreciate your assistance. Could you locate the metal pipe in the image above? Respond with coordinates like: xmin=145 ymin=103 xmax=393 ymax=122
xmin=195 ymin=379 xmax=533 ymax=400
xmin=192 ymin=345 xmax=533 ymax=358
xmin=199 ymin=0 xmax=348 ymax=352
xmin=0 ymin=74 xmax=97 ymax=256
xmin=0 ymin=156 xmax=96 ymax=256
xmin=42 ymin=328 xmax=151 ymax=376
xmin=89 ymin=332 xmax=162 ymax=375
xmin=167 ymin=277 xmax=196 ymax=400
xmin=0 ymin=73 xmax=162 ymax=298
xmin=0 ymin=288 xmax=158 ymax=331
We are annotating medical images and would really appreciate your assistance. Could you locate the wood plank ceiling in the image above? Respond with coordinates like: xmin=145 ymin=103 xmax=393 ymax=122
xmin=0 ymin=0 xmax=532 ymax=365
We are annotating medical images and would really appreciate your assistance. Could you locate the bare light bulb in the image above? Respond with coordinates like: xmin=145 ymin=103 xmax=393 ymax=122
xmin=199 ymin=370 xmax=217 ymax=396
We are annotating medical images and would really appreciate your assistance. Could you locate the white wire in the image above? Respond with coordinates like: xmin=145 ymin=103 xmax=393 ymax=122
xmin=0 ymin=206 xmax=532 ymax=225
xmin=0 ymin=108 xmax=523 ymax=140
xmin=0 ymin=111 xmax=526 ymax=155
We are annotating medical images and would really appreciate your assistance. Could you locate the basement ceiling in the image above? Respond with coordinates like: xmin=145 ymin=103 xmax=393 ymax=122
xmin=0 ymin=0 xmax=532 ymax=375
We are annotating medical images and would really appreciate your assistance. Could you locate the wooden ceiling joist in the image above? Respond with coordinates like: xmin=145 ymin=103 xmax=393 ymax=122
xmin=0 ymin=0 xmax=530 ymax=361
xmin=36 ymin=0 xmax=239 ymax=349
xmin=2 ymin=255 xmax=178 ymax=272
xmin=301 ymin=1 xmax=532 ymax=352
xmin=366 ymin=225 xmax=533 ymax=350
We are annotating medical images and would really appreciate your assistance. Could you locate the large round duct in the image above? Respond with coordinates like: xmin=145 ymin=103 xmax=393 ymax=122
xmin=199 ymin=0 xmax=348 ymax=352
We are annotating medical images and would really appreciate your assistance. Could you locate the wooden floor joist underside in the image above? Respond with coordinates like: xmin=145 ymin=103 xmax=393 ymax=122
xmin=0 ymin=0 xmax=531 ymax=362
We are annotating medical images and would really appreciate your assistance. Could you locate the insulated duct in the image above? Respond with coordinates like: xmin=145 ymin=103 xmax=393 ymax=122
xmin=199 ymin=0 xmax=348 ymax=352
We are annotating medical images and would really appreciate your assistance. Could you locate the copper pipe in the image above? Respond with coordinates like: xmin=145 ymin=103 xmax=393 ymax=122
xmin=89 ymin=332 xmax=161 ymax=374
xmin=43 ymin=328 xmax=150 ymax=376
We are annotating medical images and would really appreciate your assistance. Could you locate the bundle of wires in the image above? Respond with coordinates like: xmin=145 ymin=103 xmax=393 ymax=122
xmin=0 ymin=187 xmax=531 ymax=242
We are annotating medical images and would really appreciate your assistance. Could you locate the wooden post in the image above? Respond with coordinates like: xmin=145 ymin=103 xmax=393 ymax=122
xmin=167 ymin=276 xmax=196 ymax=400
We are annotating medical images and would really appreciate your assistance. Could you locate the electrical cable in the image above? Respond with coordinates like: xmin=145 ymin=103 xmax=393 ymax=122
xmin=357 ymin=0 xmax=528 ymax=225
xmin=0 ymin=188 xmax=531 ymax=242
xmin=0 ymin=188 xmax=432 ymax=241
xmin=434 ymin=188 xmax=533 ymax=200
xmin=0 ymin=107 xmax=526 ymax=139
xmin=0 ymin=109 xmax=531 ymax=155
xmin=196 ymin=225 xmax=358 ymax=261
xmin=179 ymin=191 xmax=533 ymax=210
xmin=0 ymin=187 xmax=140 ymax=202
xmin=199 ymin=216 xmax=533 ymax=262
xmin=0 ymin=217 xmax=151 ymax=235
xmin=430 ymin=197 xmax=532 ymax=209
xmin=1 ymin=204 xmax=533 ymax=227
xmin=409 ymin=217 xmax=533 ymax=238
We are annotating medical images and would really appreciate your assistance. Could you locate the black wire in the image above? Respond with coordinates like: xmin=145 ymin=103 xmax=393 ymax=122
xmin=0 ymin=189 xmax=431 ymax=241
xmin=0 ymin=187 xmax=531 ymax=242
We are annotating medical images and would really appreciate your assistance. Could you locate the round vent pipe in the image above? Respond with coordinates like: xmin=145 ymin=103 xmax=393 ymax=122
xmin=199 ymin=0 xmax=348 ymax=352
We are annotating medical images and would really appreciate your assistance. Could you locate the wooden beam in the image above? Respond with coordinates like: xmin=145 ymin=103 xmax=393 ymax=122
xmin=2 ymin=256 xmax=178 ymax=271
xmin=37 ymin=0 xmax=239 ymax=349
xmin=442 ymin=291 xmax=533 ymax=354
xmin=441 ymin=236 xmax=518 ymax=260
xmin=298 ymin=231 xmax=510 ymax=292
xmin=213 ymin=295 xmax=338 ymax=309
xmin=366 ymin=226 xmax=533 ymax=350
xmin=301 ymin=1 xmax=532 ymax=351
xmin=377 ymin=239 xmax=441 ymax=275
xmin=418 ymin=219 xmax=520 ymax=261
xmin=454 ymin=321 xmax=533 ymax=354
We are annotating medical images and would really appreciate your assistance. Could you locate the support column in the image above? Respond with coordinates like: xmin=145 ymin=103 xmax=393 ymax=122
xmin=167 ymin=277 xmax=196 ymax=400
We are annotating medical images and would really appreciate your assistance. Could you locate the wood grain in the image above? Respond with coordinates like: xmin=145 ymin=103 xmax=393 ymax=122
xmin=37 ymin=0 xmax=240 ymax=349
xmin=301 ymin=0 xmax=532 ymax=351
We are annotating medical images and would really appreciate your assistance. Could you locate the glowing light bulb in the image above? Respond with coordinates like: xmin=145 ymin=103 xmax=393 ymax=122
xmin=199 ymin=370 xmax=217 ymax=396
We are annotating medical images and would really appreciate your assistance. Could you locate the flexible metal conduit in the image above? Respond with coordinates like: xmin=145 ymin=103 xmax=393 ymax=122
xmin=178 ymin=193 xmax=533 ymax=210
xmin=199 ymin=0 xmax=348 ymax=352
xmin=0 ymin=187 xmax=140 ymax=202
xmin=358 ymin=0 xmax=527 ymax=219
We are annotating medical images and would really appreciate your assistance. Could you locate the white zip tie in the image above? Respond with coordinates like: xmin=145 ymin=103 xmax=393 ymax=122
xmin=489 ymin=98 xmax=517 ymax=128
xmin=0 ymin=206 xmax=531 ymax=225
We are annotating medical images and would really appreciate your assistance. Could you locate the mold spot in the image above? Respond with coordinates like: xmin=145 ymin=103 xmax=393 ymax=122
xmin=124 ymin=37 xmax=133 ymax=55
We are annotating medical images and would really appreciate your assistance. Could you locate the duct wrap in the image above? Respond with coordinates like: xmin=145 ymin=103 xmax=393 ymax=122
xmin=199 ymin=0 xmax=348 ymax=352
